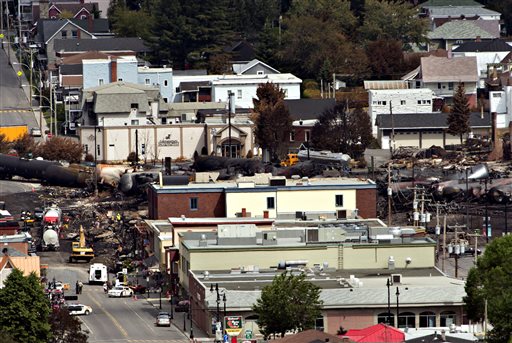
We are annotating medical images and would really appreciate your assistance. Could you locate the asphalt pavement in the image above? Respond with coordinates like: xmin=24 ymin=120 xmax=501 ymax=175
xmin=0 ymin=45 xmax=39 ymax=130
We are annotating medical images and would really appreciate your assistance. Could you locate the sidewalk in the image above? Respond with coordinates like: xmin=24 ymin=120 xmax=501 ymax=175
xmin=143 ymin=291 xmax=213 ymax=342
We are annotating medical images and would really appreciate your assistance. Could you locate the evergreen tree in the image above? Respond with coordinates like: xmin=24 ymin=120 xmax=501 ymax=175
xmin=252 ymin=82 xmax=292 ymax=162
xmin=253 ymin=271 xmax=322 ymax=339
xmin=447 ymin=83 xmax=471 ymax=143
xmin=0 ymin=269 xmax=51 ymax=343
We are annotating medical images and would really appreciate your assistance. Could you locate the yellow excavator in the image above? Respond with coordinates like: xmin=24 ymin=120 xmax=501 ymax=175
xmin=69 ymin=225 xmax=94 ymax=263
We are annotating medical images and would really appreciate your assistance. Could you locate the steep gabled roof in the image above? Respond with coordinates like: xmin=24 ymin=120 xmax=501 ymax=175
xmin=428 ymin=20 xmax=496 ymax=40
xmin=35 ymin=19 xmax=95 ymax=44
xmin=345 ymin=323 xmax=404 ymax=342
xmin=420 ymin=56 xmax=478 ymax=83
xmin=238 ymin=59 xmax=280 ymax=74
xmin=453 ymin=39 xmax=512 ymax=52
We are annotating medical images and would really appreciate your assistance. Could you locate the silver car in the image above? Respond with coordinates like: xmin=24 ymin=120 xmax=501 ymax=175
xmin=156 ymin=313 xmax=171 ymax=327
xmin=67 ymin=304 xmax=92 ymax=316
xmin=108 ymin=286 xmax=133 ymax=298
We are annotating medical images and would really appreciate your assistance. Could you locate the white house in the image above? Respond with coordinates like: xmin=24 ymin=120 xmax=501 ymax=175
xmin=489 ymin=87 xmax=512 ymax=128
xmin=364 ymin=81 xmax=434 ymax=136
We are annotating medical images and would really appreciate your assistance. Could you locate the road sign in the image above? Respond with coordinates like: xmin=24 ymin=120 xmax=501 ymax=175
xmin=0 ymin=34 xmax=4 ymax=39
xmin=224 ymin=316 xmax=243 ymax=336
xmin=17 ymin=71 xmax=22 ymax=77
xmin=245 ymin=329 xmax=253 ymax=339
xmin=122 ymin=268 xmax=128 ymax=274
xmin=223 ymin=334 xmax=229 ymax=342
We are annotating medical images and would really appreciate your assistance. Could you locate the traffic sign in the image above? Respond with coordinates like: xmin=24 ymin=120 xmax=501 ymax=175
xmin=224 ymin=316 xmax=243 ymax=336
xmin=17 ymin=71 xmax=23 ymax=77
xmin=0 ymin=34 xmax=4 ymax=39
xmin=245 ymin=329 xmax=253 ymax=339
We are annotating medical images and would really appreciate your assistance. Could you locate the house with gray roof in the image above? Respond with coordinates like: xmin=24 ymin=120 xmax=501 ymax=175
xmin=33 ymin=18 xmax=110 ymax=66
xmin=54 ymin=37 xmax=150 ymax=58
xmin=402 ymin=56 xmax=478 ymax=109
xmin=375 ymin=112 xmax=491 ymax=149
xmin=428 ymin=20 xmax=499 ymax=51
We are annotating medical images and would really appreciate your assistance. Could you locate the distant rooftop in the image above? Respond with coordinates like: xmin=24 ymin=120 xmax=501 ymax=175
xmin=192 ymin=267 xmax=465 ymax=310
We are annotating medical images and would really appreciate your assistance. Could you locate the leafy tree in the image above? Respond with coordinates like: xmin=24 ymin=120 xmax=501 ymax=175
xmin=0 ymin=133 xmax=10 ymax=154
xmin=49 ymin=308 xmax=88 ymax=343
xmin=91 ymin=3 xmax=101 ymax=19
xmin=253 ymin=271 xmax=322 ymax=339
xmin=252 ymin=83 xmax=292 ymax=161
xmin=35 ymin=136 xmax=84 ymax=163
xmin=311 ymin=102 xmax=373 ymax=158
xmin=109 ymin=3 xmax=152 ymax=38
xmin=447 ymin=83 xmax=471 ymax=143
xmin=0 ymin=269 xmax=51 ymax=343
xmin=366 ymin=39 xmax=405 ymax=79
xmin=356 ymin=0 xmax=429 ymax=48
xmin=11 ymin=133 xmax=36 ymax=157
xmin=231 ymin=0 xmax=281 ymax=40
xmin=0 ymin=331 xmax=17 ymax=343
xmin=464 ymin=235 xmax=512 ymax=343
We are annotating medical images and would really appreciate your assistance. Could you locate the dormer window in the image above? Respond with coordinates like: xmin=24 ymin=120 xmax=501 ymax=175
xmin=131 ymin=103 xmax=139 ymax=110
xmin=257 ymin=70 xmax=264 ymax=75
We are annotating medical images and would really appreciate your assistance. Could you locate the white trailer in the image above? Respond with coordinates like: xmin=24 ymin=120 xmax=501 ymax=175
xmin=88 ymin=263 xmax=108 ymax=284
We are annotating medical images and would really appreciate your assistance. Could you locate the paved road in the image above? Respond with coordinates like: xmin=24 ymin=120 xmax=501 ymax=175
xmin=41 ymin=248 xmax=190 ymax=343
xmin=0 ymin=46 xmax=38 ymax=129
xmin=0 ymin=179 xmax=40 ymax=195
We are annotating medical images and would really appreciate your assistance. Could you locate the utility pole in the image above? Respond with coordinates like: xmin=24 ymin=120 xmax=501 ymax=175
xmin=442 ymin=215 xmax=447 ymax=273
xmin=448 ymin=224 xmax=466 ymax=279
xmin=387 ymin=163 xmax=392 ymax=227
xmin=390 ymin=100 xmax=395 ymax=153
xmin=333 ymin=73 xmax=336 ymax=100
xmin=467 ymin=231 xmax=481 ymax=265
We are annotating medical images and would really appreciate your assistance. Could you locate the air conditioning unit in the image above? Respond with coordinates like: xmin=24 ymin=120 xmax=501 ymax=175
xmin=391 ymin=274 xmax=402 ymax=284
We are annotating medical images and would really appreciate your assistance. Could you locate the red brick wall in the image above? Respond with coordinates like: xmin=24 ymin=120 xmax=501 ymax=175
xmin=356 ymin=188 xmax=377 ymax=218
xmin=150 ymin=191 xmax=225 ymax=219
xmin=3 ymin=242 xmax=28 ymax=255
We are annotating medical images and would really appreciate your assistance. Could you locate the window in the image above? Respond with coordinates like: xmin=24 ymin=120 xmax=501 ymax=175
xmin=118 ymin=78 xmax=123 ymax=82
xmin=98 ymin=79 xmax=104 ymax=86
xmin=190 ymin=197 xmax=198 ymax=210
xmin=83 ymin=144 xmax=89 ymax=154
xmin=257 ymin=70 xmax=264 ymax=75
xmin=130 ymin=103 xmax=139 ymax=109
xmin=266 ymin=197 xmax=275 ymax=209
xmin=419 ymin=311 xmax=436 ymax=327
xmin=145 ymin=78 xmax=151 ymax=85
xmin=376 ymin=100 xmax=387 ymax=106
xmin=314 ymin=317 xmax=324 ymax=331
xmin=237 ymin=89 xmax=242 ymax=99
xmin=417 ymin=100 xmax=421 ymax=105
xmin=131 ymin=119 xmax=139 ymax=125
xmin=400 ymin=100 xmax=406 ymax=105
xmin=335 ymin=195 xmax=343 ymax=207
xmin=161 ymin=117 xmax=167 ymax=125
xmin=305 ymin=130 xmax=311 ymax=142
xmin=163 ymin=97 xmax=168 ymax=103
xmin=440 ymin=311 xmax=456 ymax=327
xmin=377 ymin=313 xmax=395 ymax=326
xmin=438 ymin=83 xmax=442 ymax=89
xmin=493 ymin=93 xmax=502 ymax=98
xmin=415 ymin=81 xmax=421 ymax=89
xmin=398 ymin=312 xmax=416 ymax=328
xmin=426 ymin=100 xmax=431 ymax=104
xmin=71 ymin=30 xmax=78 ymax=38
xmin=164 ymin=80 xmax=168 ymax=86
xmin=448 ymin=82 xmax=454 ymax=90
xmin=61 ymin=31 xmax=67 ymax=39
xmin=227 ymin=90 xmax=232 ymax=97
xmin=290 ymin=130 xmax=295 ymax=142
xmin=97 ymin=144 xmax=100 ymax=156
xmin=80 ymin=15 xmax=87 ymax=20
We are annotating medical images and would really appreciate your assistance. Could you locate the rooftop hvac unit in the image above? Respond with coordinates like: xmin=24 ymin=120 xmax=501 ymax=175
xmin=391 ymin=274 xmax=402 ymax=284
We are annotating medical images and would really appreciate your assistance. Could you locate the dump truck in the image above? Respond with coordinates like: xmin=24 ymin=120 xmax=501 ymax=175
xmin=69 ymin=225 xmax=94 ymax=263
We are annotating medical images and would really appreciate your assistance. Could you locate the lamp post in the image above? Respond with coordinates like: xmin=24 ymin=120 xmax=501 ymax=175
xmin=189 ymin=295 xmax=194 ymax=339
xmin=396 ymin=287 xmax=400 ymax=328
xmin=386 ymin=278 xmax=391 ymax=325
xmin=159 ymin=287 xmax=162 ymax=310
xmin=211 ymin=283 xmax=227 ymax=342
xmin=33 ymin=93 xmax=54 ymax=136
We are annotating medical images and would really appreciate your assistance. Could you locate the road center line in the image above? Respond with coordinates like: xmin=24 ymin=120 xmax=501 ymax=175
xmin=125 ymin=300 xmax=157 ymax=334
xmin=88 ymin=293 xmax=128 ymax=338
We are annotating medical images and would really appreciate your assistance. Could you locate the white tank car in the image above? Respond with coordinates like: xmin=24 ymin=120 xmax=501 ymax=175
xmin=42 ymin=228 xmax=59 ymax=250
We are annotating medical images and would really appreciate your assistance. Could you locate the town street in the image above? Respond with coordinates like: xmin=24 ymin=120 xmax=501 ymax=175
xmin=41 ymin=249 xmax=190 ymax=343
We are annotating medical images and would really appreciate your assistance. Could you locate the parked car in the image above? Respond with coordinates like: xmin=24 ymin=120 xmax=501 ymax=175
xmin=67 ymin=304 xmax=92 ymax=316
xmin=174 ymin=300 xmax=190 ymax=312
xmin=108 ymin=286 xmax=133 ymax=298
xmin=156 ymin=312 xmax=171 ymax=327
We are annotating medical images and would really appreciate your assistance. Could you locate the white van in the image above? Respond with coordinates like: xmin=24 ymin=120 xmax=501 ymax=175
xmin=88 ymin=263 xmax=108 ymax=284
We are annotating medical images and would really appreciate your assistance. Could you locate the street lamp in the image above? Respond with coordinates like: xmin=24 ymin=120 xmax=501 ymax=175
xmin=210 ymin=283 xmax=227 ymax=342
xmin=386 ymin=278 xmax=391 ymax=325
xmin=396 ymin=287 xmax=400 ymax=328
xmin=32 ymin=93 xmax=55 ymax=136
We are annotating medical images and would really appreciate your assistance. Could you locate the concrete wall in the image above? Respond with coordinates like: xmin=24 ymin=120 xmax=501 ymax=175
xmin=138 ymin=68 xmax=173 ymax=102
xmin=226 ymin=190 xmax=278 ymax=218
xmin=342 ymin=244 xmax=435 ymax=269
xmin=212 ymin=82 xmax=301 ymax=108
xmin=117 ymin=60 xmax=138 ymax=84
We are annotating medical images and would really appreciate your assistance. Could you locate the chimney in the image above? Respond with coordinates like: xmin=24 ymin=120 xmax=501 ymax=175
xmin=241 ymin=208 xmax=247 ymax=217
xmin=111 ymin=58 xmax=117 ymax=83
xmin=476 ymin=36 xmax=481 ymax=42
